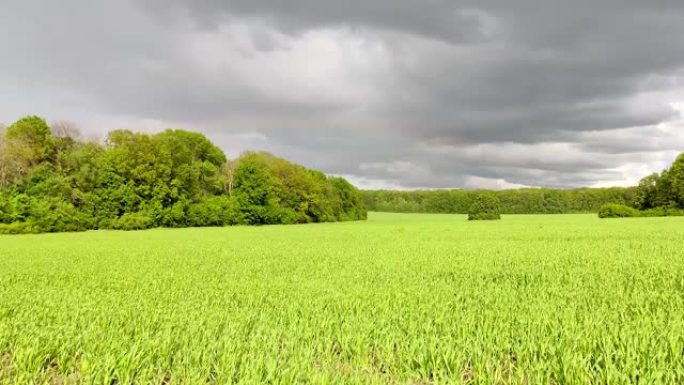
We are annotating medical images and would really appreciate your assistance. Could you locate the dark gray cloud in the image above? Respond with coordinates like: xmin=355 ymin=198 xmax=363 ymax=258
xmin=140 ymin=0 xmax=494 ymax=43
xmin=1 ymin=0 xmax=684 ymax=189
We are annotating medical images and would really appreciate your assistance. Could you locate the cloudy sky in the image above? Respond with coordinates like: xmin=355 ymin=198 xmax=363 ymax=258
xmin=2 ymin=0 xmax=684 ymax=189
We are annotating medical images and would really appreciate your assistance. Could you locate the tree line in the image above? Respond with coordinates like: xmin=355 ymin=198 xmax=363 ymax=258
xmin=599 ymin=152 xmax=684 ymax=218
xmin=0 ymin=116 xmax=366 ymax=234
xmin=632 ymin=153 xmax=684 ymax=211
xmin=364 ymin=152 xmax=684 ymax=217
xmin=362 ymin=187 xmax=637 ymax=214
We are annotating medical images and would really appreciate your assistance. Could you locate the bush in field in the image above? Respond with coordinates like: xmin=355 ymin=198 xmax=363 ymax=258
xmin=598 ymin=204 xmax=640 ymax=218
xmin=468 ymin=193 xmax=501 ymax=221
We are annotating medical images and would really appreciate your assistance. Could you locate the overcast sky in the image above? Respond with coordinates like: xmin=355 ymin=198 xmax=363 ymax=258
xmin=2 ymin=1 xmax=684 ymax=189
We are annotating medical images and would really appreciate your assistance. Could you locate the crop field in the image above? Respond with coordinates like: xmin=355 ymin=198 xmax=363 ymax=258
xmin=1 ymin=213 xmax=684 ymax=384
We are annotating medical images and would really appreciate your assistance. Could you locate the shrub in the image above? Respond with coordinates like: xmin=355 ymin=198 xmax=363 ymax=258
xmin=109 ymin=212 xmax=155 ymax=231
xmin=187 ymin=196 xmax=237 ymax=227
xmin=468 ymin=193 xmax=501 ymax=221
xmin=159 ymin=201 xmax=189 ymax=228
xmin=468 ymin=212 xmax=502 ymax=221
xmin=0 ymin=221 xmax=37 ymax=234
xmin=598 ymin=204 xmax=640 ymax=218
xmin=29 ymin=197 xmax=93 ymax=232
xmin=640 ymin=207 xmax=684 ymax=217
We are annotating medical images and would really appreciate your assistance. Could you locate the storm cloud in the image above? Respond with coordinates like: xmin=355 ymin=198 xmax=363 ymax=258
xmin=1 ymin=0 xmax=684 ymax=188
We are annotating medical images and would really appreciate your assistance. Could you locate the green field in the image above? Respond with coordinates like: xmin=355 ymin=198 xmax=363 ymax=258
xmin=1 ymin=213 xmax=684 ymax=384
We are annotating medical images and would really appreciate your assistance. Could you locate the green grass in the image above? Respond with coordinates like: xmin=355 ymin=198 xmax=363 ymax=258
xmin=1 ymin=213 xmax=684 ymax=384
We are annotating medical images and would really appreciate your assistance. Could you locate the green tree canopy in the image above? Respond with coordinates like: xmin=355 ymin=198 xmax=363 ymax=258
xmin=669 ymin=153 xmax=684 ymax=206
xmin=5 ymin=115 xmax=54 ymax=167
xmin=0 ymin=116 xmax=366 ymax=234
xmin=633 ymin=153 xmax=684 ymax=212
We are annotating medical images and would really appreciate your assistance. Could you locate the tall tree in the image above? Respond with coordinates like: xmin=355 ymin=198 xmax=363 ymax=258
xmin=231 ymin=152 xmax=284 ymax=225
xmin=634 ymin=173 xmax=660 ymax=210
xmin=5 ymin=116 xmax=54 ymax=174
xmin=668 ymin=153 xmax=684 ymax=207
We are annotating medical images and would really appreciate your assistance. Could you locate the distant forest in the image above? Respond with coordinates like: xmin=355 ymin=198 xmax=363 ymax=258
xmin=363 ymin=152 xmax=684 ymax=215
xmin=362 ymin=188 xmax=635 ymax=214
xmin=0 ymin=116 xmax=366 ymax=234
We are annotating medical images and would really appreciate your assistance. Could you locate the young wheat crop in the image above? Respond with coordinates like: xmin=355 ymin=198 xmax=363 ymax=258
xmin=1 ymin=213 xmax=683 ymax=384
